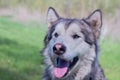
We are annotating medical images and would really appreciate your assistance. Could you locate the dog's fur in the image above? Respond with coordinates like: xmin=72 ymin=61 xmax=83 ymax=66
xmin=41 ymin=7 xmax=106 ymax=80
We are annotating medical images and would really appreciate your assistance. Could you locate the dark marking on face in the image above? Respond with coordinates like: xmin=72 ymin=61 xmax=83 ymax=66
xmin=80 ymin=19 xmax=95 ymax=45
xmin=44 ymin=20 xmax=58 ymax=46
xmin=64 ymin=18 xmax=77 ymax=30
xmin=44 ymin=18 xmax=76 ymax=45
xmin=44 ymin=18 xmax=95 ymax=46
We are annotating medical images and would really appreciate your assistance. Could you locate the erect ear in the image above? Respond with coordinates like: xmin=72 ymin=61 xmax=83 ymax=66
xmin=86 ymin=10 xmax=102 ymax=39
xmin=46 ymin=7 xmax=59 ymax=30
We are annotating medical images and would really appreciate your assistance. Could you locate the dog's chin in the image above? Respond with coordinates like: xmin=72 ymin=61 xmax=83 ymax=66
xmin=53 ymin=56 xmax=79 ymax=79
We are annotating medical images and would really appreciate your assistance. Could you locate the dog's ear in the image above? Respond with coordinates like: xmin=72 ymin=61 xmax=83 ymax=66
xmin=86 ymin=10 xmax=102 ymax=39
xmin=47 ymin=7 xmax=59 ymax=30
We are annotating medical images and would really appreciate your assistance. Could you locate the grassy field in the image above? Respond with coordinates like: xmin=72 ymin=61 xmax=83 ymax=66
xmin=0 ymin=17 xmax=45 ymax=80
xmin=100 ymin=39 xmax=120 ymax=80
xmin=0 ymin=17 xmax=120 ymax=80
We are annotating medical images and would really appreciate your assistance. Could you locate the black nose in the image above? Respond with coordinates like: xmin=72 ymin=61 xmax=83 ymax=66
xmin=53 ymin=43 xmax=66 ymax=55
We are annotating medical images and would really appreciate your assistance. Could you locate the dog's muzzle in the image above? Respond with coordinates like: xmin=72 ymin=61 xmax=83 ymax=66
xmin=52 ymin=43 xmax=79 ymax=79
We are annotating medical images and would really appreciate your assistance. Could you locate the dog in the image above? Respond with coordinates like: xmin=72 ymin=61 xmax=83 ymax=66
xmin=41 ymin=7 xmax=106 ymax=80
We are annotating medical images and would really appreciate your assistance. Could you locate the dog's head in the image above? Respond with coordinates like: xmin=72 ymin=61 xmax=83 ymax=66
xmin=44 ymin=7 xmax=102 ymax=79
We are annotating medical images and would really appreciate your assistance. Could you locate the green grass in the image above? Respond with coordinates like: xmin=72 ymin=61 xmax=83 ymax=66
xmin=0 ymin=17 xmax=46 ymax=80
xmin=0 ymin=17 xmax=120 ymax=80
xmin=100 ymin=39 xmax=120 ymax=80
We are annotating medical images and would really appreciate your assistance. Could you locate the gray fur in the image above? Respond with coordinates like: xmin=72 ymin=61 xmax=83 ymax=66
xmin=41 ymin=7 xmax=106 ymax=80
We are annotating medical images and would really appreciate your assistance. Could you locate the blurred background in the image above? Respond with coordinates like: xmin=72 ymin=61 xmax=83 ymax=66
xmin=0 ymin=0 xmax=120 ymax=80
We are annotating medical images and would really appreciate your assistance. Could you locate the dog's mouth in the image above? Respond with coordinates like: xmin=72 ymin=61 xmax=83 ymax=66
xmin=53 ymin=56 xmax=79 ymax=78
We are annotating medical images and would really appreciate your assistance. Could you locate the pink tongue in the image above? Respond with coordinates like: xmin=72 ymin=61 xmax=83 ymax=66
xmin=54 ymin=67 xmax=68 ymax=78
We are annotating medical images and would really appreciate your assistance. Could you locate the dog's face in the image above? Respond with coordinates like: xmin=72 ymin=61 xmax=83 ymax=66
xmin=44 ymin=7 xmax=102 ymax=79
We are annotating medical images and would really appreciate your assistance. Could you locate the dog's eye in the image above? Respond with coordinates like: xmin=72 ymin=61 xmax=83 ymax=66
xmin=72 ymin=34 xmax=80 ymax=39
xmin=54 ymin=32 xmax=59 ymax=38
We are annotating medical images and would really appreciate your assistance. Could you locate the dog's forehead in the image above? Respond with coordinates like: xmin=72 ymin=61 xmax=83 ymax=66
xmin=55 ymin=19 xmax=84 ymax=32
xmin=68 ymin=22 xmax=82 ymax=32
xmin=55 ymin=21 xmax=65 ymax=32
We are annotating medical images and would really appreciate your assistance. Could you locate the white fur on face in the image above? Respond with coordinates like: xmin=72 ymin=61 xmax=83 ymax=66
xmin=49 ymin=22 xmax=91 ymax=61
xmin=47 ymin=21 xmax=95 ymax=79
xmin=63 ymin=23 xmax=90 ymax=60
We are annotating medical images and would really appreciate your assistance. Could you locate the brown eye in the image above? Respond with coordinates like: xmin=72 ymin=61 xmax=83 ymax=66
xmin=54 ymin=32 xmax=59 ymax=38
xmin=72 ymin=34 xmax=80 ymax=39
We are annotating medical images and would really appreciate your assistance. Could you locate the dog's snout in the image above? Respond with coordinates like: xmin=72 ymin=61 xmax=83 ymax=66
xmin=53 ymin=43 xmax=66 ymax=55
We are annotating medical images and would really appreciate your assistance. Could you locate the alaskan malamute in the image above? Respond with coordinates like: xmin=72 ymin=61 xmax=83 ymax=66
xmin=41 ymin=7 xmax=106 ymax=80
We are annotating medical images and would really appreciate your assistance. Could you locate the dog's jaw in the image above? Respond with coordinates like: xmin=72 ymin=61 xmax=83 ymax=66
xmin=53 ymin=45 xmax=96 ymax=80
xmin=53 ymin=56 xmax=80 ymax=79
